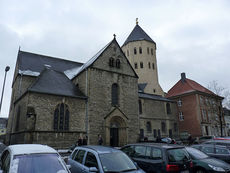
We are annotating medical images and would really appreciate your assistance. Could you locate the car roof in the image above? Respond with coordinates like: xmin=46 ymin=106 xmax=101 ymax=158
xmin=123 ymin=143 xmax=185 ymax=149
xmin=76 ymin=145 xmax=121 ymax=154
xmin=8 ymin=144 xmax=57 ymax=155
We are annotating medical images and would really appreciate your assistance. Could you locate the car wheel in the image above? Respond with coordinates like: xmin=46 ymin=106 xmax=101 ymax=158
xmin=195 ymin=169 xmax=206 ymax=173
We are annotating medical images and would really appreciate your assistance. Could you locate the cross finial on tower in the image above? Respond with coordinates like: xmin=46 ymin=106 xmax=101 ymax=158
xmin=113 ymin=34 xmax=116 ymax=39
xmin=136 ymin=18 xmax=138 ymax=25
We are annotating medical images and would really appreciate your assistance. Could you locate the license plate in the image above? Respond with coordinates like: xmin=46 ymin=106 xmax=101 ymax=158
xmin=181 ymin=171 xmax=189 ymax=173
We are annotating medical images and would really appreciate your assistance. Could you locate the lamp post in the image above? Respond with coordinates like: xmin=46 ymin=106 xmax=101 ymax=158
xmin=0 ymin=66 xmax=10 ymax=114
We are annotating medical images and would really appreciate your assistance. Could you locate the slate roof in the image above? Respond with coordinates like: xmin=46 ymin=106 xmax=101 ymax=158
xmin=139 ymin=92 xmax=173 ymax=102
xmin=123 ymin=24 xmax=155 ymax=46
xmin=166 ymin=77 xmax=216 ymax=98
xmin=28 ymin=68 xmax=86 ymax=99
xmin=17 ymin=50 xmax=83 ymax=79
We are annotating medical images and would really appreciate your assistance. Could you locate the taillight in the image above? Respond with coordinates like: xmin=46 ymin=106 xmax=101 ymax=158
xmin=166 ymin=164 xmax=180 ymax=172
xmin=190 ymin=161 xmax=193 ymax=168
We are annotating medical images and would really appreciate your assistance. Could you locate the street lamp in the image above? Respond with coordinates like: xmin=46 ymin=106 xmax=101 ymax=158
xmin=0 ymin=66 xmax=10 ymax=114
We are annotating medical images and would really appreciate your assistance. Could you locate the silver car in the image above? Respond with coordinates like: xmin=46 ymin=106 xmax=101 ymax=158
xmin=68 ymin=145 xmax=145 ymax=173
xmin=0 ymin=144 xmax=70 ymax=173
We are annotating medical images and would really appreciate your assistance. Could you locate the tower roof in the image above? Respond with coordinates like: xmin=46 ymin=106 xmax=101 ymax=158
xmin=123 ymin=23 xmax=155 ymax=46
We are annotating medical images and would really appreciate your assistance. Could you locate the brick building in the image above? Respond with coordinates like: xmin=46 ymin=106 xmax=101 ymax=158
xmin=167 ymin=73 xmax=226 ymax=138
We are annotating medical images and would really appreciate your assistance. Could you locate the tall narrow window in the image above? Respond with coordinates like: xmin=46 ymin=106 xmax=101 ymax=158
xmin=146 ymin=122 xmax=152 ymax=133
xmin=178 ymin=99 xmax=182 ymax=106
xmin=109 ymin=58 xmax=114 ymax=67
xmin=54 ymin=103 xmax=69 ymax=131
xmin=134 ymin=48 xmax=137 ymax=54
xmin=139 ymin=47 xmax=142 ymax=54
xmin=116 ymin=59 xmax=120 ymax=68
xmin=140 ymin=62 xmax=143 ymax=68
xmin=179 ymin=112 xmax=184 ymax=121
xmin=151 ymin=48 xmax=153 ymax=55
xmin=152 ymin=63 xmax=155 ymax=69
xmin=147 ymin=47 xmax=149 ymax=54
xmin=134 ymin=63 xmax=138 ymax=69
xmin=112 ymin=83 xmax=118 ymax=105
xmin=127 ymin=50 xmax=129 ymax=56
xmin=148 ymin=62 xmax=151 ymax=69
xmin=139 ymin=100 xmax=142 ymax=114
xmin=166 ymin=103 xmax=171 ymax=114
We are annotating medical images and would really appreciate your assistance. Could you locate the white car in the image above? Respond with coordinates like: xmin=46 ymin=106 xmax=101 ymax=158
xmin=0 ymin=144 xmax=70 ymax=173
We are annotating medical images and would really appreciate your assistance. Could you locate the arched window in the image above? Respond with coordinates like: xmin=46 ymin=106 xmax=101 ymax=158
xmin=148 ymin=62 xmax=151 ymax=69
xmin=109 ymin=57 xmax=114 ymax=67
xmin=134 ymin=63 xmax=138 ymax=69
xmin=112 ymin=83 xmax=118 ymax=105
xmin=161 ymin=122 xmax=166 ymax=133
xmin=134 ymin=48 xmax=137 ymax=54
xmin=146 ymin=121 xmax=152 ymax=133
xmin=54 ymin=103 xmax=69 ymax=131
xmin=139 ymin=47 xmax=142 ymax=54
xmin=166 ymin=103 xmax=171 ymax=114
xmin=116 ymin=59 xmax=120 ymax=68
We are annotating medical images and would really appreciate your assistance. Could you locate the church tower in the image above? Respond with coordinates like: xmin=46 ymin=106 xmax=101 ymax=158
xmin=122 ymin=19 xmax=164 ymax=96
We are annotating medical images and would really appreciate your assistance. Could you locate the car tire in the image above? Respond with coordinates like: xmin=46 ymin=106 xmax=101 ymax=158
xmin=195 ymin=169 xmax=206 ymax=173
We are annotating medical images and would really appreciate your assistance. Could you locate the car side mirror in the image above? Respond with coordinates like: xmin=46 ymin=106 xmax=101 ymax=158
xmin=89 ymin=167 xmax=98 ymax=172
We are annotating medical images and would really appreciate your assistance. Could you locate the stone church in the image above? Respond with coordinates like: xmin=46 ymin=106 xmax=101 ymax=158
xmin=6 ymin=20 xmax=178 ymax=148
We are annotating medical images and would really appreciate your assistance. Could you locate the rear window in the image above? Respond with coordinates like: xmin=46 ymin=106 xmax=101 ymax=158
xmin=167 ymin=148 xmax=190 ymax=162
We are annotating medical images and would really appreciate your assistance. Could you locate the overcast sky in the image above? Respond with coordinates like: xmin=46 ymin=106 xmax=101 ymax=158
xmin=0 ymin=0 xmax=230 ymax=117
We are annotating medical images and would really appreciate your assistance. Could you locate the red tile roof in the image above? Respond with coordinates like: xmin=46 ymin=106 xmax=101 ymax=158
xmin=166 ymin=78 xmax=215 ymax=98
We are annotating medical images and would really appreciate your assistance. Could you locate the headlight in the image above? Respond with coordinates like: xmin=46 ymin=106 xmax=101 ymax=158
xmin=208 ymin=164 xmax=225 ymax=172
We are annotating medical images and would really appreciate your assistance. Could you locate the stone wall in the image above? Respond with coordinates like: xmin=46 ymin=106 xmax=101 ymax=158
xmin=139 ymin=98 xmax=178 ymax=140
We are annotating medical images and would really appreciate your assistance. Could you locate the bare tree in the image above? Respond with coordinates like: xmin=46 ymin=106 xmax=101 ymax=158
xmin=208 ymin=80 xmax=230 ymax=109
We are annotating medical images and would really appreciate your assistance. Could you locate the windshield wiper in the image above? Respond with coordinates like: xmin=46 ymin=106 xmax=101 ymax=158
xmin=120 ymin=168 xmax=137 ymax=172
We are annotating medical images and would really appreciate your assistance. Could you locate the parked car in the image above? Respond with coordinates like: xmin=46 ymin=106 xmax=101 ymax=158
xmin=121 ymin=143 xmax=193 ymax=173
xmin=192 ymin=144 xmax=230 ymax=164
xmin=68 ymin=145 xmax=144 ymax=173
xmin=203 ymin=140 xmax=230 ymax=149
xmin=0 ymin=144 xmax=70 ymax=173
xmin=185 ymin=147 xmax=230 ymax=173
xmin=194 ymin=136 xmax=216 ymax=144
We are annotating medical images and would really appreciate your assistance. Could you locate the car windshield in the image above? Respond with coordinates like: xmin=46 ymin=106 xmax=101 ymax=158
xmin=13 ymin=153 xmax=67 ymax=173
xmin=99 ymin=152 xmax=137 ymax=172
xmin=167 ymin=148 xmax=190 ymax=162
xmin=186 ymin=147 xmax=208 ymax=159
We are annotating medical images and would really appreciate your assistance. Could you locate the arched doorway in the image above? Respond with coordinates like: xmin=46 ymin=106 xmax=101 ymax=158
xmin=109 ymin=116 xmax=127 ymax=147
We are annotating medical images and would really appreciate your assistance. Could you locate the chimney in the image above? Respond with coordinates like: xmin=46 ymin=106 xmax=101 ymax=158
xmin=181 ymin=72 xmax=186 ymax=83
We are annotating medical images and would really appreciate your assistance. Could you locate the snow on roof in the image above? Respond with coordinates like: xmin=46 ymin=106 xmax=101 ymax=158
xmin=64 ymin=66 xmax=82 ymax=79
xmin=9 ymin=144 xmax=57 ymax=155
xmin=19 ymin=70 xmax=40 ymax=77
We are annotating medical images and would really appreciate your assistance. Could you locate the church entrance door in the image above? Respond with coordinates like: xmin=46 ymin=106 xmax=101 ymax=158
xmin=110 ymin=127 xmax=119 ymax=147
